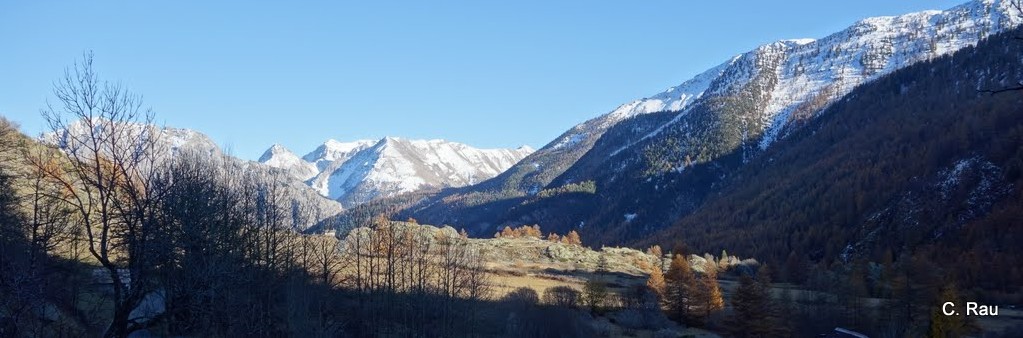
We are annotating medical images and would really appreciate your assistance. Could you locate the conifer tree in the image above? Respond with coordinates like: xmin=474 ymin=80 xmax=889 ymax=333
xmin=927 ymin=283 xmax=973 ymax=338
xmin=646 ymin=245 xmax=663 ymax=258
xmin=596 ymin=253 xmax=610 ymax=274
xmin=564 ymin=230 xmax=582 ymax=246
xmin=500 ymin=226 xmax=515 ymax=238
xmin=646 ymin=265 xmax=667 ymax=301
xmin=728 ymin=265 xmax=779 ymax=337
xmin=697 ymin=265 xmax=724 ymax=321
xmin=664 ymin=254 xmax=696 ymax=323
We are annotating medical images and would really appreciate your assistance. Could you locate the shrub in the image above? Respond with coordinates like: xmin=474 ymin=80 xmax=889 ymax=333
xmin=542 ymin=286 xmax=581 ymax=308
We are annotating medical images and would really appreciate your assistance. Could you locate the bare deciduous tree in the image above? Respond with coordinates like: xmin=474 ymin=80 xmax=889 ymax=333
xmin=38 ymin=51 xmax=170 ymax=338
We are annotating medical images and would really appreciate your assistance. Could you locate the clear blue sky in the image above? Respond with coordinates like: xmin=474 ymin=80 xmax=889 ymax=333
xmin=0 ymin=0 xmax=964 ymax=160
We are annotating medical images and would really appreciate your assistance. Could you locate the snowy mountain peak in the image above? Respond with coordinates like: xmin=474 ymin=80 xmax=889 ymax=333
xmin=602 ymin=0 xmax=1022 ymax=153
xmin=301 ymin=139 xmax=376 ymax=171
xmin=42 ymin=118 xmax=222 ymax=160
xmin=317 ymin=137 xmax=534 ymax=206
xmin=466 ymin=0 xmax=1023 ymax=197
xmin=260 ymin=136 xmax=533 ymax=206
xmin=258 ymin=143 xmax=319 ymax=181
xmin=581 ymin=0 xmax=1023 ymax=171
xmin=259 ymin=143 xmax=293 ymax=161
xmin=304 ymin=139 xmax=376 ymax=161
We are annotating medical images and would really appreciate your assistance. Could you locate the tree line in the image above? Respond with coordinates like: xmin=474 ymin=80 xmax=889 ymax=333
xmin=0 ymin=53 xmax=584 ymax=337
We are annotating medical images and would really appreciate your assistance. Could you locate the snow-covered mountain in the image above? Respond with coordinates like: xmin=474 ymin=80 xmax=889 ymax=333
xmin=561 ymin=0 xmax=1022 ymax=182
xmin=260 ymin=137 xmax=533 ymax=206
xmin=259 ymin=144 xmax=319 ymax=181
xmin=554 ymin=0 xmax=1023 ymax=189
xmin=408 ymin=0 xmax=1023 ymax=236
xmin=552 ymin=0 xmax=1023 ymax=236
xmin=302 ymin=139 xmax=377 ymax=172
xmin=605 ymin=0 xmax=1021 ymax=155
xmin=44 ymin=120 xmax=344 ymax=231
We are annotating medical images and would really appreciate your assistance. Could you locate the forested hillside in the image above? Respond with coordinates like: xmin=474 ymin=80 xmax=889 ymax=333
xmin=653 ymin=26 xmax=1023 ymax=291
xmin=404 ymin=0 xmax=1023 ymax=245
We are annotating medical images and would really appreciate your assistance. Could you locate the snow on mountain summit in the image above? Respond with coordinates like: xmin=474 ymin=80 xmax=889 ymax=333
xmin=610 ymin=0 xmax=1023 ymax=155
xmin=441 ymin=0 xmax=1023 ymax=200
xmin=302 ymin=139 xmax=376 ymax=171
xmin=259 ymin=137 xmax=534 ymax=206
xmin=259 ymin=144 xmax=319 ymax=181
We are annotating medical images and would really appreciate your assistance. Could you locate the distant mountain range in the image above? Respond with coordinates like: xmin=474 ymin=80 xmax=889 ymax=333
xmin=259 ymin=138 xmax=533 ymax=207
xmin=43 ymin=121 xmax=344 ymax=231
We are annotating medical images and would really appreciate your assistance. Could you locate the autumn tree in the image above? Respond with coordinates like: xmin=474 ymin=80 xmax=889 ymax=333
xmin=563 ymin=230 xmax=582 ymax=246
xmin=646 ymin=265 xmax=666 ymax=301
xmin=664 ymin=254 xmax=696 ymax=323
xmin=927 ymin=283 xmax=974 ymax=338
xmin=523 ymin=224 xmax=542 ymax=238
xmin=695 ymin=265 xmax=724 ymax=323
xmin=646 ymin=245 xmax=663 ymax=258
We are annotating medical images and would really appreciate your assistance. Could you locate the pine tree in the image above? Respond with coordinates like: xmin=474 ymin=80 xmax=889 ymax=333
xmin=596 ymin=253 xmax=610 ymax=274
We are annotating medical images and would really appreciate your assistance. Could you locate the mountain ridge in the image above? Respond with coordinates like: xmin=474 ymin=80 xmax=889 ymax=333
xmin=403 ymin=0 xmax=1023 ymax=240
xmin=260 ymin=137 xmax=533 ymax=207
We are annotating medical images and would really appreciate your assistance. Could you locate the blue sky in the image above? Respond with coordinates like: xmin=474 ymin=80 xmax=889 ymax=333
xmin=1 ymin=0 xmax=964 ymax=160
